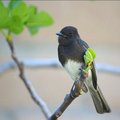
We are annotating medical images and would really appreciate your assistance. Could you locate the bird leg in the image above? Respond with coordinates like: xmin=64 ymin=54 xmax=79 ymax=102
xmin=70 ymin=80 xmax=81 ymax=98
xmin=70 ymin=68 xmax=88 ymax=98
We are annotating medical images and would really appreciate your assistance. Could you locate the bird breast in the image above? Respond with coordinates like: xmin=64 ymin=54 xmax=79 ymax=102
xmin=64 ymin=60 xmax=82 ymax=81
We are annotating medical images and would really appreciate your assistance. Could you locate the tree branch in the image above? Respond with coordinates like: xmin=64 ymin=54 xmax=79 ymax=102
xmin=49 ymin=70 xmax=88 ymax=120
xmin=1 ymin=33 xmax=119 ymax=120
xmin=6 ymin=38 xmax=51 ymax=119
xmin=0 ymin=59 xmax=120 ymax=75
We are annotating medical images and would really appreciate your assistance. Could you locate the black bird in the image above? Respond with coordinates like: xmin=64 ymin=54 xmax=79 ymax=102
xmin=56 ymin=26 xmax=111 ymax=114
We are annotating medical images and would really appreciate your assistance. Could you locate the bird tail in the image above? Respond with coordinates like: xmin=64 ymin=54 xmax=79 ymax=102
xmin=85 ymin=80 xmax=111 ymax=114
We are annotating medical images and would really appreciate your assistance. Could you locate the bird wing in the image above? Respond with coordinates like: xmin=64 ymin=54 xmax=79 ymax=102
xmin=91 ymin=61 xmax=97 ymax=89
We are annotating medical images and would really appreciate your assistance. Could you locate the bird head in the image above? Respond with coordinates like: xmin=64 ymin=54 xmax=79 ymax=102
xmin=56 ymin=26 xmax=80 ymax=45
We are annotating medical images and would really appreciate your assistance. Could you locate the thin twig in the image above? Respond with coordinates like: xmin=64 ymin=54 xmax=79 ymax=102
xmin=48 ymin=70 xmax=88 ymax=120
xmin=6 ymin=37 xmax=51 ymax=119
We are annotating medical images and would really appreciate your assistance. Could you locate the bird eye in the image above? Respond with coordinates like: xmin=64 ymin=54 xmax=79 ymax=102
xmin=68 ymin=32 xmax=73 ymax=37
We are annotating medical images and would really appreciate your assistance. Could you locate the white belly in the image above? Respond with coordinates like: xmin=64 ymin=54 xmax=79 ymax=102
xmin=64 ymin=60 xmax=82 ymax=81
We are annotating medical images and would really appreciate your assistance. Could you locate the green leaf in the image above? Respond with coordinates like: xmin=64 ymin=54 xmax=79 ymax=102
xmin=10 ymin=2 xmax=28 ymax=23
xmin=84 ymin=66 xmax=91 ymax=73
xmin=0 ymin=0 xmax=3 ymax=6
xmin=0 ymin=0 xmax=54 ymax=35
xmin=83 ymin=48 xmax=96 ymax=73
xmin=27 ymin=5 xmax=37 ymax=17
xmin=9 ymin=15 xmax=24 ymax=34
xmin=84 ymin=49 xmax=93 ymax=65
xmin=0 ymin=1 xmax=9 ymax=29
xmin=37 ymin=11 xmax=54 ymax=26
xmin=8 ymin=0 xmax=23 ymax=10
xmin=23 ymin=5 xmax=37 ymax=24
xmin=84 ymin=47 xmax=96 ymax=66
xmin=27 ymin=26 xmax=40 ymax=35
xmin=88 ymin=48 xmax=96 ymax=59
xmin=27 ymin=11 xmax=54 ymax=27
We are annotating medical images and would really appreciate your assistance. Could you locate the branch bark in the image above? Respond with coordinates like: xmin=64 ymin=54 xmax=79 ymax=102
xmin=48 ymin=70 xmax=88 ymax=120
xmin=6 ymin=37 xmax=51 ymax=119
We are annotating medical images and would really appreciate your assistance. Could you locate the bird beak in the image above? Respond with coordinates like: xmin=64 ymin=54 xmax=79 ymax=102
xmin=56 ymin=32 xmax=64 ymax=37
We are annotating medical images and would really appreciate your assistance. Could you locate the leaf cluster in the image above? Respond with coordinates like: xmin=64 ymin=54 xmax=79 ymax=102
xmin=0 ymin=0 xmax=54 ymax=35
xmin=84 ymin=48 xmax=96 ymax=72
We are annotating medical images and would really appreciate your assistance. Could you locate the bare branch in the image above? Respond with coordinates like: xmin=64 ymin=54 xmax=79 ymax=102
xmin=48 ymin=69 xmax=88 ymax=120
xmin=0 ymin=59 xmax=120 ymax=75
xmin=1 ymin=33 xmax=119 ymax=120
xmin=6 ymin=39 xmax=51 ymax=119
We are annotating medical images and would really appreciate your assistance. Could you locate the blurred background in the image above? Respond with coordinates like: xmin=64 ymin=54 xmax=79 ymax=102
xmin=0 ymin=1 xmax=120 ymax=120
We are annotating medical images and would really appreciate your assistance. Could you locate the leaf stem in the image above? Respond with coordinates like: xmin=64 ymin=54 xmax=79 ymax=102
xmin=6 ymin=31 xmax=12 ymax=42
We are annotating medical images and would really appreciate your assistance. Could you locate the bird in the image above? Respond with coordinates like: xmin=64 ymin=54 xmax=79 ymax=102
xmin=56 ymin=26 xmax=111 ymax=114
